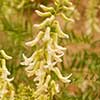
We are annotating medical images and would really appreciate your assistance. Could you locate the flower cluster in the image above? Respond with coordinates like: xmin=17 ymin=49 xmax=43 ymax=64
xmin=21 ymin=0 xmax=74 ymax=99
xmin=0 ymin=50 xmax=14 ymax=100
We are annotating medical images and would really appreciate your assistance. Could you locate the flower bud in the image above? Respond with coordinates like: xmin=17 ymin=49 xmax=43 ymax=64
xmin=53 ymin=20 xmax=69 ymax=38
xmin=52 ymin=67 xmax=72 ymax=83
xmin=0 ymin=50 xmax=12 ymax=60
xmin=35 ymin=10 xmax=51 ymax=17
xmin=25 ymin=31 xmax=44 ymax=47
xmin=43 ymin=27 xmax=51 ymax=42
xmin=61 ymin=13 xmax=74 ymax=22
xmin=51 ymin=80 xmax=60 ymax=96
xmin=40 ymin=4 xmax=55 ymax=12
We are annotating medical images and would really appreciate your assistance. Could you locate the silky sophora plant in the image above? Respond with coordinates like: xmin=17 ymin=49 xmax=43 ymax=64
xmin=0 ymin=50 xmax=14 ymax=100
xmin=21 ymin=0 xmax=74 ymax=99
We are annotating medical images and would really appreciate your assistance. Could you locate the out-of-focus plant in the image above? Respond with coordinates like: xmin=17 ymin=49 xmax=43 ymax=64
xmin=0 ymin=0 xmax=35 ymax=79
xmin=85 ymin=0 xmax=100 ymax=35
xmin=61 ymin=40 xmax=100 ymax=99
xmin=21 ymin=0 xmax=74 ymax=99
xmin=0 ymin=50 xmax=14 ymax=100
xmin=0 ymin=0 xmax=34 ymax=44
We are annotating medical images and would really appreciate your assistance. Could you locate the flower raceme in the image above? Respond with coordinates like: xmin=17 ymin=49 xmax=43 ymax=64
xmin=21 ymin=0 xmax=74 ymax=99
xmin=0 ymin=50 xmax=14 ymax=100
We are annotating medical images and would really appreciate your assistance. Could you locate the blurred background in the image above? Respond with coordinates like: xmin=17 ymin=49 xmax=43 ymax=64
xmin=0 ymin=0 xmax=100 ymax=99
